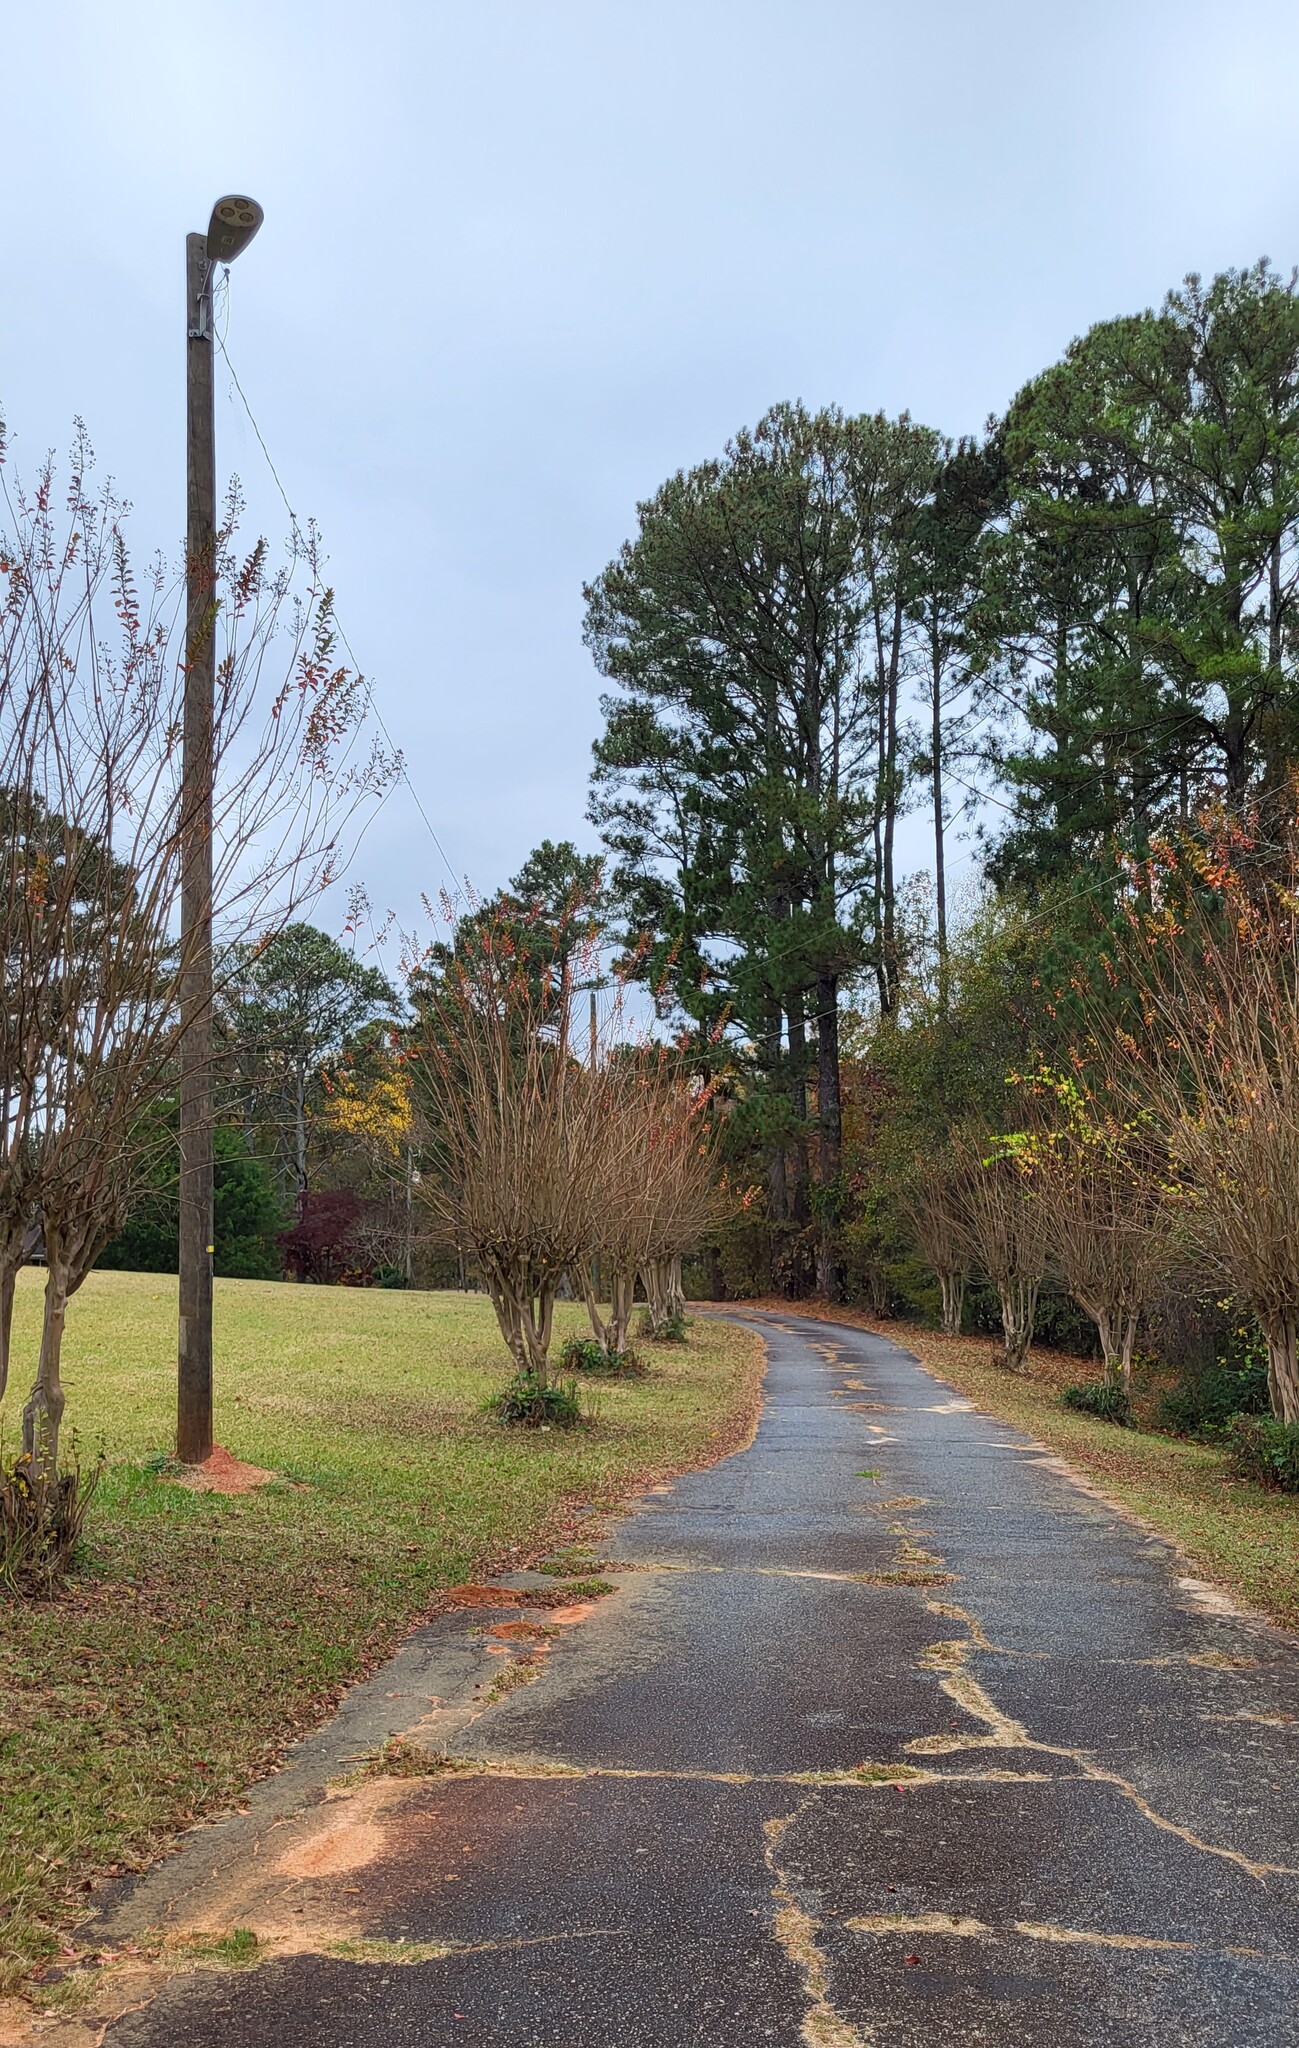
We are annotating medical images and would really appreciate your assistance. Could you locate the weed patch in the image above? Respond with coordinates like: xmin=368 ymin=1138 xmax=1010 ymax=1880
xmin=1063 ymin=1381 xmax=1133 ymax=1427
xmin=350 ymin=1740 xmax=471 ymax=1780
xmin=326 ymin=1938 xmax=454 ymax=1964
xmin=0 ymin=1446 xmax=101 ymax=1597
xmin=172 ymin=1927 xmax=260 ymax=1967
xmin=490 ymin=1372 xmax=584 ymax=1428
xmin=1227 ymin=1415 xmax=1299 ymax=1493
xmin=560 ymin=1338 xmax=645 ymax=1379
xmin=640 ymin=1311 xmax=689 ymax=1344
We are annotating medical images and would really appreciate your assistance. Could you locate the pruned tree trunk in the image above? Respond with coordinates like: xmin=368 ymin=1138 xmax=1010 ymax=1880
xmin=666 ymin=1255 xmax=685 ymax=1321
xmin=641 ymin=1258 xmax=672 ymax=1334
xmin=0 ymin=1252 xmax=21 ymax=1405
xmin=938 ymin=1268 xmax=965 ymax=1339
xmin=579 ymin=1263 xmax=637 ymax=1356
xmin=23 ymin=1240 xmax=70 ymax=1476
xmin=578 ymin=1263 xmax=611 ymax=1351
xmin=1092 ymin=1305 xmax=1139 ymax=1392
xmin=997 ymin=1276 xmax=1039 ymax=1372
xmin=482 ymin=1258 xmax=557 ymax=1384
xmin=609 ymin=1269 xmax=636 ymax=1352
xmin=1259 ymin=1311 xmax=1299 ymax=1424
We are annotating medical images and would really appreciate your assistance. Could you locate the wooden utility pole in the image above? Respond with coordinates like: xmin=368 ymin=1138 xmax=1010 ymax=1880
xmin=588 ymin=985 xmax=601 ymax=1304
xmin=177 ymin=230 xmax=216 ymax=1465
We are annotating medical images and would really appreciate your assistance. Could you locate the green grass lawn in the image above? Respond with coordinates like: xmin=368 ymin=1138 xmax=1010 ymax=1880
xmin=752 ymin=1298 xmax=1299 ymax=1636
xmin=0 ymin=1271 xmax=763 ymax=1990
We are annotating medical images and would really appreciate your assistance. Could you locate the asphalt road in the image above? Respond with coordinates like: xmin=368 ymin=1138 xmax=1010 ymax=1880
xmin=97 ymin=1311 xmax=1299 ymax=2047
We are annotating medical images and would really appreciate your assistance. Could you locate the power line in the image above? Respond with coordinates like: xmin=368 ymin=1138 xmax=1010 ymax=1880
xmin=212 ymin=314 xmax=463 ymax=902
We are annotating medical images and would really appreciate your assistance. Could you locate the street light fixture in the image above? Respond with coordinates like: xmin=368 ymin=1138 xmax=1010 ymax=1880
xmin=206 ymin=195 xmax=264 ymax=268
xmin=177 ymin=193 xmax=263 ymax=1466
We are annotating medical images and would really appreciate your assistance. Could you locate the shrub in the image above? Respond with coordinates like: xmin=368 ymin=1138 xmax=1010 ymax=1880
xmin=279 ymin=1189 xmax=371 ymax=1284
xmin=1062 ymin=1380 xmax=1133 ymax=1426
xmin=1156 ymin=1317 xmax=1272 ymax=1438
xmin=0 ymin=1447 xmax=101 ymax=1598
xmin=491 ymin=1372 xmax=583 ymax=1428
xmin=1226 ymin=1415 xmax=1299 ymax=1493
xmin=560 ymin=1337 xmax=644 ymax=1378
xmin=638 ymin=1310 xmax=688 ymax=1344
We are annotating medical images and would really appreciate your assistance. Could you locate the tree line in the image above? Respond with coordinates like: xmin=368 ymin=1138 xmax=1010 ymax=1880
xmin=11 ymin=257 xmax=1299 ymax=1478
xmin=580 ymin=259 xmax=1299 ymax=1449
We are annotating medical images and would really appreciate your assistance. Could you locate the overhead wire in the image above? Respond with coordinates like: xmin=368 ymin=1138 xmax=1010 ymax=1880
xmin=211 ymin=298 xmax=464 ymax=903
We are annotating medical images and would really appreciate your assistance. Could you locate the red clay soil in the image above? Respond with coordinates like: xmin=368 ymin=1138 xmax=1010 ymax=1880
xmin=441 ymin=1583 xmax=530 ymax=1608
xmin=174 ymin=1443 xmax=276 ymax=1495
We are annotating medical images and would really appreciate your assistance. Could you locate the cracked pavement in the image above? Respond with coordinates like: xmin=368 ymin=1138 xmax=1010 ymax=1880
xmin=42 ymin=1312 xmax=1299 ymax=2044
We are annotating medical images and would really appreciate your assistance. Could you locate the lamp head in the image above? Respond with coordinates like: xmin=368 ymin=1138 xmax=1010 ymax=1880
xmin=206 ymin=195 xmax=264 ymax=266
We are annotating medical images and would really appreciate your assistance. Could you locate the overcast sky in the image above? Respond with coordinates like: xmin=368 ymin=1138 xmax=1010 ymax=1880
xmin=7 ymin=0 xmax=1299 ymax=954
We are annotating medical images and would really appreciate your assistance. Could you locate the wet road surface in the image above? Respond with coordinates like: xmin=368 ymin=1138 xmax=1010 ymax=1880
xmin=93 ymin=1312 xmax=1299 ymax=2046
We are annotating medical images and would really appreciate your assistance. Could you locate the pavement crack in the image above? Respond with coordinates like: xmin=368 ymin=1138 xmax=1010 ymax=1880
xmin=764 ymin=1806 xmax=871 ymax=2048
xmin=845 ymin=1912 xmax=1199 ymax=1954
xmin=905 ymin=1627 xmax=1296 ymax=1883
xmin=344 ymin=1758 xmax=949 ymax=1789
xmin=326 ymin=1925 xmax=626 ymax=1965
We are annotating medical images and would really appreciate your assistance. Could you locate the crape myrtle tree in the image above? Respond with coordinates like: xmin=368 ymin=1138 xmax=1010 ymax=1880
xmin=411 ymin=893 xmax=733 ymax=1384
xmin=950 ymin=1127 xmax=1052 ymax=1372
xmin=1112 ymin=797 xmax=1299 ymax=1422
xmin=636 ymin=1091 xmax=734 ymax=1334
xmin=586 ymin=402 xmax=947 ymax=1298
xmin=410 ymin=911 xmax=608 ymax=1384
xmin=0 ymin=429 xmax=389 ymax=1469
xmin=900 ymin=1158 xmax=971 ymax=1338
xmin=1006 ymin=1073 xmax=1173 ymax=1392
xmin=576 ymin=1034 xmax=728 ymax=1355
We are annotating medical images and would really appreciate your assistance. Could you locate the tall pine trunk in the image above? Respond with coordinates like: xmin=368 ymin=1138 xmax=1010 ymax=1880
xmin=930 ymin=615 xmax=948 ymax=1006
xmin=786 ymin=991 xmax=811 ymax=1230
xmin=815 ymin=970 xmax=842 ymax=1300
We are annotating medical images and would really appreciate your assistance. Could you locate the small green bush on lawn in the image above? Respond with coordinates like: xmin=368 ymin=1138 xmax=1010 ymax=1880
xmin=560 ymin=1337 xmax=645 ymax=1378
xmin=1227 ymin=1414 xmax=1299 ymax=1493
xmin=639 ymin=1311 xmax=689 ymax=1344
xmin=491 ymin=1371 xmax=584 ymax=1428
xmin=1062 ymin=1380 xmax=1133 ymax=1427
